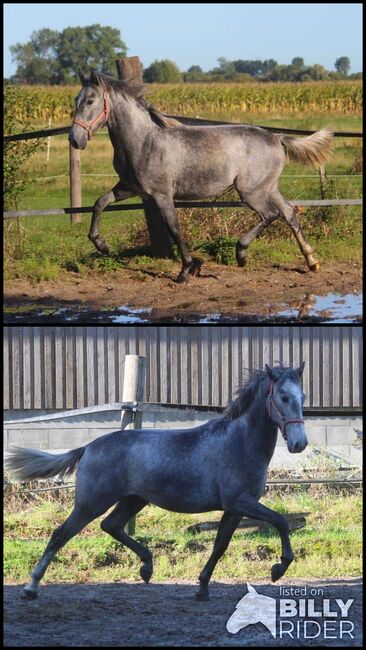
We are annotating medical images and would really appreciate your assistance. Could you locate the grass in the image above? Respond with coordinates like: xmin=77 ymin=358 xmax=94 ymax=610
xmin=4 ymin=110 xmax=362 ymax=282
xmin=4 ymin=488 xmax=362 ymax=585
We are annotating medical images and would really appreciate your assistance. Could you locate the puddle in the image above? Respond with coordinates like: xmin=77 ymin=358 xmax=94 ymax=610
xmin=277 ymin=292 xmax=362 ymax=323
xmin=3 ymin=292 xmax=362 ymax=324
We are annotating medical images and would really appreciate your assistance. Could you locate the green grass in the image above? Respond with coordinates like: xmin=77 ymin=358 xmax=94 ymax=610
xmin=4 ymin=491 xmax=362 ymax=585
xmin=4 ymin=113 xmax=362 ymax=281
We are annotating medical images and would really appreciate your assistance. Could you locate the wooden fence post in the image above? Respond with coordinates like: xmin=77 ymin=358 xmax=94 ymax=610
xmin=120 ymin=354 xmax=146 ymax=535
xmin=69 ymin=144 xmax=82 ymax=223
xmin=116 ymin=56 xmax=174 ymax=258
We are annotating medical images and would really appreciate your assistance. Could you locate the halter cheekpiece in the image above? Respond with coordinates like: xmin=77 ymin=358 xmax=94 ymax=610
xmin=72 ymin=81 xmax=110 ymax=140
xmin=267 ymin=381 xmax=304 ymax=441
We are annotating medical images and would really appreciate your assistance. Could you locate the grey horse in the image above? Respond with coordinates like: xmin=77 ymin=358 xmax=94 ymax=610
xmin=69 ymin=70 xmax=333 ymax=282
xmin=6 ymin=363 xmax=307 ymax=602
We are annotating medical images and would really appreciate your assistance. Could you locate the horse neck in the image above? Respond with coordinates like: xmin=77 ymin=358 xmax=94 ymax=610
xmin=239 ymin=395 xmax=278 ymax=463
xmin=108 ymin=94 xmax=153 ymax=153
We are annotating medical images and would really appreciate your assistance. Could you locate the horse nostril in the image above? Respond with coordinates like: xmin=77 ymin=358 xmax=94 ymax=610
xmin=292 ymin=439 xmax=307 ymax=453
xmin=70 ymin=137 xmax=79 ymax=149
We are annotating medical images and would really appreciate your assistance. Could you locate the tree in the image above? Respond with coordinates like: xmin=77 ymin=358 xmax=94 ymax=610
xmin=334 ymin=56 xmax=351 ymax=76
xmin=291 ymin=57 xmax=305 ymax=68
xmin=10 ymin=25 xmax=128 ymax=84
xmin=183 ymin=65 xmax=205 ymax=82
xmin=143 ymin=60 xmax=182 ymax=83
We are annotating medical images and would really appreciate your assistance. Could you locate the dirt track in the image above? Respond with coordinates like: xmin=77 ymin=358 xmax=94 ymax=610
xmin=4 ymin=259 xmax=362 ymax=323
xmin=4 ymin=578 xmax=362 ymax=646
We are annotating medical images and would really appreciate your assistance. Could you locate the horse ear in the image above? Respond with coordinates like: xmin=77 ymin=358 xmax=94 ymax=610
xmin=79 ymin=68 xmax=86 ymax=83
xmin=90 ymin=68 xmax=101 ymax=85
xmin=265 ymin=364 xmax=275 ymax=380
xmin=297 ymin=361 xmax=306 ymax=377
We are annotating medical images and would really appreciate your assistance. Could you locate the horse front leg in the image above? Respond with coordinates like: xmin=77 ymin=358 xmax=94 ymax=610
xmin=229 ymin=493 xmax=294 ymax=582
xmin=196 ymin=512 xmax=241 ymax=601
xmin=89 ymin=182 xmax=134 ymax=254
xmin=151 ymin=192 xmax=201 ymax=283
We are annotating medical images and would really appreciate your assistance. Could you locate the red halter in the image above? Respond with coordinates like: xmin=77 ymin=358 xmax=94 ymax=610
xmin=267 ymin=381 xmax=304 ymax=441
xmin=72 ymin=82 xmax=110 ymax=140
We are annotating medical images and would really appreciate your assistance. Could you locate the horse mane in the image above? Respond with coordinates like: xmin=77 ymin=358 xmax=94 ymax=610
xmin=223 ymin=370 xmax=268 ymax=421
xmin=89 ymin=72 xmax=182 ymax=129
xmin=223 ymin=365 xmax=300 ymax=421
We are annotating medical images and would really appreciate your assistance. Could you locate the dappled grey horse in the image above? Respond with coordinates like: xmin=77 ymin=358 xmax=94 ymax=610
xmin=69 ymin=70 xmax=333 ymax=282
xmin=6 ymin=363 xmax=307 ymax=601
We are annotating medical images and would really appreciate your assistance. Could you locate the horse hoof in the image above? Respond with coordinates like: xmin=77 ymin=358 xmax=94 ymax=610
xmin=21 ymin=588 xmax=38 ymax=600
xmin=189 ymin=258 xmax=203 ymax=276
xmin=99 ymin=242 xmax=110 ymax=255
xmin=309 ymin=262 xmax=320 ymax=272
xmin=271 ymin=563 xmax=284 ymax=582
xmin=195 ymin=591 xmax=209 ymax=601
xmin=140 ymin=564 xmax=153 ymax=584
xmin=176 ymin=273 xmax=188 ymax=284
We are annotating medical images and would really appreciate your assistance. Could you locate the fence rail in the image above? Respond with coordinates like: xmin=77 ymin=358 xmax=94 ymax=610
xmin=3 ymin=121 xmax=363 ymax=143
xmin=3 ymin=401 xmax=363 ymax=424
xmin=3 ymin=197 xmax=362 ymax=220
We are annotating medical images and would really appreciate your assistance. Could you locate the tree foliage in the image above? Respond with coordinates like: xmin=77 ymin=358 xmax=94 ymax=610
xmin=335 ymin=56 xmax=351 ymax=76
xmin=10 ymin=25 xmax=127 ymax=84
xmin=143 ymin=59 xmax=182 ymax=83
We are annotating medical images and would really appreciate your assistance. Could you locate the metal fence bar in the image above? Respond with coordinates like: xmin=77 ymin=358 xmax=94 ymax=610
xmin=3 ymin=198 xmax=363 ymax=220
xmin=4 ymin=401 xmax=363 ymax=424
xmin=4 ymin=123 xmax=363 ymax=142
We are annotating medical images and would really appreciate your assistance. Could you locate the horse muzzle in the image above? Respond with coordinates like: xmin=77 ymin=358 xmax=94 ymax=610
xmin=68 ymin=129 xmax=87 ymax=150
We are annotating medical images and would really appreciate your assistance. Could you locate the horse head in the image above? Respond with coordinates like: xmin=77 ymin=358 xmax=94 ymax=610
xmin=265 ymin=363 xmax=308 ymax=454
xmin=69 ymin=69 xmax=110 ymax=150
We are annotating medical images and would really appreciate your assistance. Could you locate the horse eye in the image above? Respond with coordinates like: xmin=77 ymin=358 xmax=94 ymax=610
xmin=86 ymin=99 xmax=94 ymax=105
xmin=282 ymin=396 xmax=289 ymax=403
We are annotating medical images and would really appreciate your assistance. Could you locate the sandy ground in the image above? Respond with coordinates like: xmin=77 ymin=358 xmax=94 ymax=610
xmin=4 ymin=260 xmax=362 ymax=322
xmin=4 ymin=578 xmax=362 ymax=646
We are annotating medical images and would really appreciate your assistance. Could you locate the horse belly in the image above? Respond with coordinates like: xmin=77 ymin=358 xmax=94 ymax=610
xmin=131 ymin=469 xmax=221 ymax=513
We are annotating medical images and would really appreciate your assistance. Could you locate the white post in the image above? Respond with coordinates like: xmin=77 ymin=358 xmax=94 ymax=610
xmin=46 ymin=118 xmax=51 ymax=163
xmin=121 ymin=355 xmax=146 ymax=535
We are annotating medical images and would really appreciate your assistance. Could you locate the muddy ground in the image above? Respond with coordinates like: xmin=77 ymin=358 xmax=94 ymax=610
xmin=4 ymin=578 xmax=362 ymax=646
xmin=3 ymin=260 xmax=362 ymax=323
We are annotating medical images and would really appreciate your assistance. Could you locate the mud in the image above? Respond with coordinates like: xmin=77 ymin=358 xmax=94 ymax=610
xmin=4 ymin=578 xmax=362 ymax=646
xmin=4 ymin=260 xmax=362 ymax=324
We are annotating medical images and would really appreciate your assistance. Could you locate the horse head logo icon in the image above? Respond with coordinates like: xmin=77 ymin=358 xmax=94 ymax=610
xmin=226 ymin=583 xmax=276 ymax=638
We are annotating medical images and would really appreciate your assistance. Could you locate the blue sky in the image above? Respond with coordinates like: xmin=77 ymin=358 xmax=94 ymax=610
xmin=3 ymin=3 xmax=363 ymax=77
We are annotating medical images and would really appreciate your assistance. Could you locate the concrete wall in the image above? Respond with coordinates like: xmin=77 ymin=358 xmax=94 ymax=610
xmin=4 ymin=407 xmax=362 ymax=468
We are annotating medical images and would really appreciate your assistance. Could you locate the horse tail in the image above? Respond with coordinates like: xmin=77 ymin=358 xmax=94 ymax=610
xmin=280 ymin=126 xmax=333 ymax=166
xmin=5 ymin=446 xmax=85 ymax=481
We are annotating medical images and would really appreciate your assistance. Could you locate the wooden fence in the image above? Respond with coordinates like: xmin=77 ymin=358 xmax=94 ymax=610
xmin=4 ymin=326 xmax=362 ymax=411
xmin=4 ymin=57 xmax=363 ymax=255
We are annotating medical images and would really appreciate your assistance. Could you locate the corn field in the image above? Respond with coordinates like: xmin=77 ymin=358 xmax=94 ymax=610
xmin=4 ymin=80 xmax=362 ymax=124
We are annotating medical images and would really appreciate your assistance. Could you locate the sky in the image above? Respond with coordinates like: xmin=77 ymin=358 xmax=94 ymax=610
xmin=3 ymin=3 xmax=363 ymax=78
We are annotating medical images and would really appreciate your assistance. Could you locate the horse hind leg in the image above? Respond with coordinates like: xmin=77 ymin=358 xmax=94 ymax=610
xmin=273 ymin=193 xmax=319 ymax=271
xmin=100 ymin=496 xmax=153 ymax=583
xmin=22 ymin=507 xmax=97 ymax=600
xmin=234 ymin=191 xmax=281 ymax=267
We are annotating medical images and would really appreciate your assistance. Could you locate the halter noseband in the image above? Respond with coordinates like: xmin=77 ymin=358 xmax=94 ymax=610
xmin=72 ymin=82 xmax=110 ymax=140
xmin=267 ymin=381 xmax=304 ymax=441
